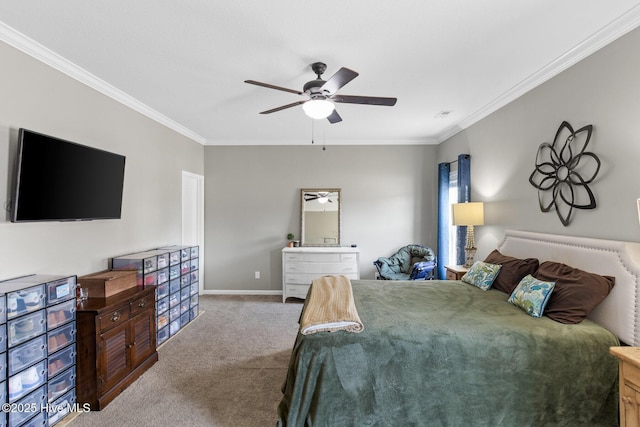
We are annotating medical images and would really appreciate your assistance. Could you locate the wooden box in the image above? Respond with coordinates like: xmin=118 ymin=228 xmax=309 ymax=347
xmin=78 ymin=270 xmax=138 ymax=298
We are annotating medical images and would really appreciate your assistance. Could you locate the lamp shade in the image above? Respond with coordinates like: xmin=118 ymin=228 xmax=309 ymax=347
xmin=302 ymin=99 xmax=334 ymax=119
xmin=452 ymin=202 xmax=485 ymax=226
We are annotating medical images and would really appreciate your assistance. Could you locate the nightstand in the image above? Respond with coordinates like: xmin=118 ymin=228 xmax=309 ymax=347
xmin=445 ymin=265 xmax=469 ymax=280
xmin=610 ymin=346 xmax=640 ymax=426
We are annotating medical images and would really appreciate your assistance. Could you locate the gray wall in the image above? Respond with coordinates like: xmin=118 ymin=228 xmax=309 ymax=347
xmin=204 ymin=145 xmax=438 ymax=291
xmin=0 ymin=40 xmax=204 ymax=280
xmin=438 ymin=26 xmax=640 ymax=259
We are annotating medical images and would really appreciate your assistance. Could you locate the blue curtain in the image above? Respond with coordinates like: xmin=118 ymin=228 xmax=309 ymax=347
xmin=456 ymin=154 xmax=471 ymax=265
xmin=436 ymin=163 xmax=450 ymax=279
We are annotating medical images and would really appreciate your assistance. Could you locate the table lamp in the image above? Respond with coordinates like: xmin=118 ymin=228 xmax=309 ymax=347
xmin=452 ymin=202 xmax=485 ymax=267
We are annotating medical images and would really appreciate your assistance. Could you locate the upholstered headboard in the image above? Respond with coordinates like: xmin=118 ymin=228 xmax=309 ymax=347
xmin=498 ymin=229 xmax=640 ymax=346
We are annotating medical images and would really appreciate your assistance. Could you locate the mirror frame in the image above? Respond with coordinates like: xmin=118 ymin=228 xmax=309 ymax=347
xmin=300 ymin=188 xmax=341 ymax=247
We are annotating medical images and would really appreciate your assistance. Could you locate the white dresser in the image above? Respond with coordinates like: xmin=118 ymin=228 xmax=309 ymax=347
xmin=282 ymin=246 xmax=360 ymax=302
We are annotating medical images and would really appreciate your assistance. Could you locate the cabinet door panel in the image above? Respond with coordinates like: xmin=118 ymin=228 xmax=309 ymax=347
xmin=130 ymin=309 xmax=156 ymax=368
xmin=99 ymin=323 xmax=129 ymax=394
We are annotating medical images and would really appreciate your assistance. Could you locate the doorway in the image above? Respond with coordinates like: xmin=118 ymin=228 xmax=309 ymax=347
xmin=182 ymin=171 xmax=204 ymax=293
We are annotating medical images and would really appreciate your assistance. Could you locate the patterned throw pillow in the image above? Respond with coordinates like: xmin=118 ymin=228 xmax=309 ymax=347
xmin=508 ymin=274 xmax=555 ymax=318
xmin=461 ymin=261 xmax=502 ymax=291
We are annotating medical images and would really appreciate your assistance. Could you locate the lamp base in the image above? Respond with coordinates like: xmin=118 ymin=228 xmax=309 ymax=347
xmin=464 ymin=247 xmax=477 ymax=268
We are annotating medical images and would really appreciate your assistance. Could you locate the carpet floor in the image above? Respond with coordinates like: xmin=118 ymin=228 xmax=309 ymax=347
xmin=70 ymin=295 xmax=303 ymax=427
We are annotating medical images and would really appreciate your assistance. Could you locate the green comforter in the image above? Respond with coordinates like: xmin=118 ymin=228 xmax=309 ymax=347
xmin=278 ymin=280 xmax=619 ymax=426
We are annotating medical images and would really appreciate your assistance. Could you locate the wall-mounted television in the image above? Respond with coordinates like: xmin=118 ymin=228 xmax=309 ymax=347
xmin=11 ymin=128 xmax=126 ymax=222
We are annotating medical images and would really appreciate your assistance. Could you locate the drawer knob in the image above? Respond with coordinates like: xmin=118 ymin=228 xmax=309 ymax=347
xmin=138 ymin=299 xmax=146 ymax=307
xmin=111 ymin=312 xmax=121 ymax=322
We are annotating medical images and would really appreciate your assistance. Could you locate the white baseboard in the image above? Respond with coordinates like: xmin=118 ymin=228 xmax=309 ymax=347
xmin=201 ymin=290 xmax=283 ymax=296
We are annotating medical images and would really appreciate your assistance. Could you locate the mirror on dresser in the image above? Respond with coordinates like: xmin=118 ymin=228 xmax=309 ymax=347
xmin=300 ymin=188 xmax=341 ymax=246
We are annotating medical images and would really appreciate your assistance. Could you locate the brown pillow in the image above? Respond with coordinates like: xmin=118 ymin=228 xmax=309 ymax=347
xmin=534 ymin=261 xmax=615 ymax=324
xmin=483 ymin=250 xmax=539 ymax=295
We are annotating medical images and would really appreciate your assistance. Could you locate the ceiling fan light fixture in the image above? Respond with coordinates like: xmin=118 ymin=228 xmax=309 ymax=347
xmin=303 ymin=99 xmax=334 ymax=119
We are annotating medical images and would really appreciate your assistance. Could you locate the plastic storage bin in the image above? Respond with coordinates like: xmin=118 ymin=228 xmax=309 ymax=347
xmin=48 ymin=344 xmax=76 ymax=378
xmin=8 ymin=384 xmax=47 ymax=427
xmin=48 ymin=388 xmax=76 ymax=426
xmin=8 ymin=335 xmax=47 ymax=376
xmin=46 ymin=299 xmax=76 ymax=331
xmin=6 ymin=284 xmax=46 ymax=321
xmin=45 ymin=276 xmax=76 ymax=306
xmin=8 ymin=359 xmax=46 ymax=402
xmin=48 ymin=366 xmax=75 ymax=402
xmin=47 ymin=322 xmax=76 ymax=354
xmin=8 ymin=311 xmax=46 ymax=348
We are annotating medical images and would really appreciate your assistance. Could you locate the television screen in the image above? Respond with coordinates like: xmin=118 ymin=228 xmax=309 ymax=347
xmin=11 ymin=129 xmax=126 ymax=222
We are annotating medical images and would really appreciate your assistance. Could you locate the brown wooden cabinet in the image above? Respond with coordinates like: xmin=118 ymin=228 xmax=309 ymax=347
xmin=76 ymin=286 xmax=158 ymax=410
xmin=611 ymin=346 xmax=640 ymax=427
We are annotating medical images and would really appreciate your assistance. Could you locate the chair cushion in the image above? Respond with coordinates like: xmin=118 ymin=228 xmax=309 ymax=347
xmin=375 ymin=245 xmax=436 ymax=280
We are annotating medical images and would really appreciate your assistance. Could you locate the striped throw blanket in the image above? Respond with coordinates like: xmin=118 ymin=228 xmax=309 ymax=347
xmin=299 ymin=275 xmax=364 ymax=335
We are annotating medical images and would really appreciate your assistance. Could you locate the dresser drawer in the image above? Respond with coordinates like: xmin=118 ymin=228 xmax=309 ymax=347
xmin=98 ymin=305 xmax=130 ymax=332
xmin=285 ymin=284 xmax=310 ymax=299
xmin=130 ymin=293 xmax=153 ymax=316
xmin=285 ymin=261 xmax=357 ymax=274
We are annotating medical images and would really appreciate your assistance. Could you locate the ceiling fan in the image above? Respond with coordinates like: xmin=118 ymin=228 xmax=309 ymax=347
xmin=304 ymin=192 xmax=334 ymax=203
xmin=245 ymin=62 xmax=397 ymax=123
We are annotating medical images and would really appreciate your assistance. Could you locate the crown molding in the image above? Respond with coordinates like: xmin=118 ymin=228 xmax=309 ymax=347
xmin=0 ymin=22 xmax=207 ymax=145
xmin=441 ymin=4 xmax=640 ymax=144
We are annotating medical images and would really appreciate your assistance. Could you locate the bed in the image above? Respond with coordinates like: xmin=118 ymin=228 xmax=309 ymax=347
xmin=277 ymin=230 xmax=640 ymax=426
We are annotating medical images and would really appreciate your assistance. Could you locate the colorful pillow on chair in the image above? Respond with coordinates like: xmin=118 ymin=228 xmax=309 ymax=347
xmin=461 ymin=261 xmax=502 ymax=290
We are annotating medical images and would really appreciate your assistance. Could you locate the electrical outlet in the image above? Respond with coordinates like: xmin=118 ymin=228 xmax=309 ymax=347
xmin=255 ymin=271 xmax=260 ymax=279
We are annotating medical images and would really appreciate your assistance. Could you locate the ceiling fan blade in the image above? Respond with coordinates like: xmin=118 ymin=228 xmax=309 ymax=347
xmin=245 ymin=80 xmax=303 ymax=95
xmin=332 ymin=95 xmax=397 ymax=106
xmin=259 ymin=100 xmax=306 ymax=114
xmin=327 ymin=109 xmax=342 ymax=124
xmin=321 ymin=68 xmax=359 ymax=94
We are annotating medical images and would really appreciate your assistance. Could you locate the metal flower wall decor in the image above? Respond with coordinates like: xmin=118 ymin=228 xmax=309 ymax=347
xmin=529 ymin=121 xmax=601 ymax=226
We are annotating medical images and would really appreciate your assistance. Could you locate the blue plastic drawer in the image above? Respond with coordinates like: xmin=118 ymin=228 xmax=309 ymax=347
xmin=169 ymin=279 xmax=180 ymax=295
xmin=156 ymin=282 xmax=169 ymax=300
xmin=190 ymin=247 xmax=199 ymax=258
xmin=156 ymin=296 xmax=168 ymax=315
xmin=190 ymin=294 xmax=199 ymax=308
xmin=180 ymin=287 xmax=190 ymax=302
xmin=156 ymin=253 xmax=170 ymax=270
xmin=7 ymin=285 xmax=45 ymax=320
xmin=169 ymin=319 xmax=180 ymax=336
xmin=190 ymin=258 xmax=199 ymax=271
xmin=169 ymin=265 xmax=180 ymax=280
xmin=180 ymin=300 xmax=189 ymax=315
xmin=169 ymin=306 xmax=180 ymax=322
xmin=190 ymin=282 xmax=198 ymax=297
xmin=47 ymin=344 xmax=76 ymax=379
xmin=190 ymin=305 xmax=199 ymax=320
xmin=189 ymin=270 xmax=199 ymax=284
xmin=46 ymin=299 xmax=75 ymax=331
xmin=46 ymin=276 xmax=76 ymax=306
xmin=8 ymin=359 xmax=46 ymax=402
xmin=48 ymin=366 xmax=75 ymax=402
xmin=167 ymin=250 xmax=180 ymax=266
xmin=157 ymin=313 xmax=169 ymax=331
xmin=8 ymin=311 xmax=46 ymax=348
xmin=157 ymin=268 xmax=169 ymax=285
xmin=157 ymin=326 xmax=169 ymax=346
xmin=180 ymin=274 xmax=191 ymax=287
xmin=180 ymin=262 xmax=190 ymax=276
xmin=180 ymin=312 xmax=190 ymax=328
xmin=0 ymin=296 xmax=6 ymax=324
xmin=47 ymin=323 xmax=76 ymax=354
xmin=168 ymin=293 xmax=179 ymax=308
xmin=8 ymin=335 xmax=47 ymax=376
xmin=0 ymin=324 xmax=7 ymax=353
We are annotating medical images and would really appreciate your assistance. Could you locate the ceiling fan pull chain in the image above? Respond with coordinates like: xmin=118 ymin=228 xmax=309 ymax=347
xmin=311 ymin=119 xmax=315 ymax=144
xmin=323 ymin=128 xmax=326 ymax=151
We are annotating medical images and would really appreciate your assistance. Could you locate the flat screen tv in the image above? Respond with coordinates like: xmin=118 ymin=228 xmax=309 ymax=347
xmin=11 ymin=128 xmax=126 ymax=222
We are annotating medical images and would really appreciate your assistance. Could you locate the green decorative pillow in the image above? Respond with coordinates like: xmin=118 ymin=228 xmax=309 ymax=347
xmin=461 ymin=261 xmax=502 ymax=291
xmin=508 ymin=274 xmax=555 ymax=318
